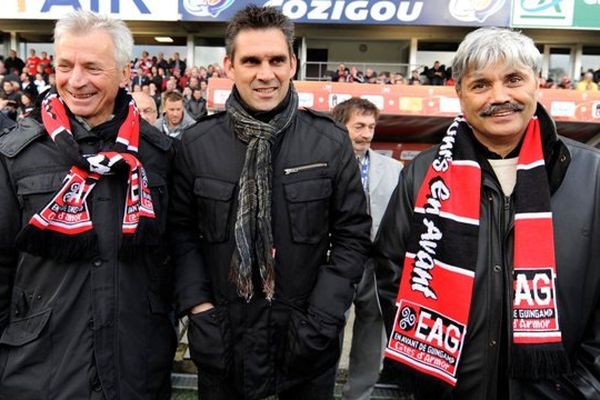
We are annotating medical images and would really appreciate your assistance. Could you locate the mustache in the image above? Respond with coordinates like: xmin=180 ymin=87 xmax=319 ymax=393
xmin=479 ymin=102 xmax=525 ymax=117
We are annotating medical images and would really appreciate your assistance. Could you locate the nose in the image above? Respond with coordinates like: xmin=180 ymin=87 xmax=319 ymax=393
xmin=489 ymin=82 xmax=511 ymax=104
xmin=256 ymin=61 xmax=275 ymax=82
xmin=68 ymin=65 xmax=87 ymax=89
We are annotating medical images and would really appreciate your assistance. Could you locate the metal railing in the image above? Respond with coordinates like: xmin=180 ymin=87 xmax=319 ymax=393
xmin=301 ymin=61 xmax=426 ymax=82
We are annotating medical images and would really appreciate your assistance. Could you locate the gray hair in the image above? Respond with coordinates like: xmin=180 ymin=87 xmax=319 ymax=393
xmin=54 ymin=9 xmax=133 ymax=69
xmin=452 ymin=27 xmax=541 ymax=87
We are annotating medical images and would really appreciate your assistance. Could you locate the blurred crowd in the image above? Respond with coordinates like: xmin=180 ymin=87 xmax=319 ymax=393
xmin=1 ymin=50 xmax=599 ymax=125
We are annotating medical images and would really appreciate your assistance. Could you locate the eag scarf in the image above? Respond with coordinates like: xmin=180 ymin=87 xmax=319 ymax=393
xmin=384 ymin=115 xmax=569 ymax=390
xmin=16 ymin=91 xmax=155 ymax=262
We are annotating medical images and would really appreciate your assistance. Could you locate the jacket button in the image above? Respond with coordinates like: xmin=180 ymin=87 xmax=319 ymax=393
xmin=493 ymin=265 xmax=501 ymax=272
xmin=555 ymin=383 xmax=561 ymax=391
xmin=93 ymin=259 xmax=102 ymax=267
xmin=489 ymin=340 xmax=497 ymax=347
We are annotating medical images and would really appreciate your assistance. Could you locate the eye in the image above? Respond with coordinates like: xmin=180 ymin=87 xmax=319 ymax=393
xmin=507 ymin=75 xmax=523 ymax=85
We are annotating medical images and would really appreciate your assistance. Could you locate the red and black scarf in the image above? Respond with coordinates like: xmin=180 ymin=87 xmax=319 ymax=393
xmin=385 ymin=114 xmax=569 ymax=390
xmin=16 ymin=92 xmax=156 ymax=262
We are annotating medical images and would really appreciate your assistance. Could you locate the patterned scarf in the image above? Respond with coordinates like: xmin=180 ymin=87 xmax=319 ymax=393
xmin=226 ymin=84 xmax=298 ymax=301
xmin=385 ymin=114 xmax=569 ymax=390
xmin=16 ymin=91 xmax=155 ymax=262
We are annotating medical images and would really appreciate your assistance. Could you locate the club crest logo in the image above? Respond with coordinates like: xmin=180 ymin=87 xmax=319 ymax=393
xmin=449 ymin=0 xmax=506 ymax=22
xmin=182 ymin=0 xmax=235 ymax=18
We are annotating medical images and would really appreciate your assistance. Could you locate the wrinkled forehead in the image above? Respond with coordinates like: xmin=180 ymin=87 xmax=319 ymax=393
xmin=463 ymin=56 xmax=536 ymax=80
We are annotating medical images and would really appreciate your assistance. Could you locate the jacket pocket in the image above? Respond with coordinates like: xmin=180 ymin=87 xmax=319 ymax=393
xmin=283 ymin=179 xmax=332 ymax=244
xmin=194 ymin=177 xmax=236 ymax=243
xmin=16 ymin=172 xmax=65 ymax=225
xmin=187 ymin=306 xmax=232 ymax=376
xmin=283 ymin=308 xmax=340 ymax=380
xmin=0 ymin=308 xmax=52 ymax=347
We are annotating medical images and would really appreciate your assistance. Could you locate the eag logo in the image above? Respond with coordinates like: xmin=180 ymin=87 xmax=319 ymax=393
xmin=182 ymin=0 xmax=235 ymax=17
xmin=449 ymin=0 xmax=506 ymax=23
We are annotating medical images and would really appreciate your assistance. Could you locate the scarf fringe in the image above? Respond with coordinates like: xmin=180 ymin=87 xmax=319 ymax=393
xmin=383 ymin=358 xmax=453 ymax=400
xmin=118 ymin=217 xmax=160 ymax=261
xmin=510 ymin=344 xmax=571 ymax=379
xmin=16 ymin=225 xmax=99 ymax=262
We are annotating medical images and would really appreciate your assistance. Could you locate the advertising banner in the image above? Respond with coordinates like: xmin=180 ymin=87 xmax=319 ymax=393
xmin=512 ymin=0 xmax=600 ymax=30
xmin=179 ymin=0 xmax=511 ymax=27
xmin=2 ymin=0 xmax=178 ymax=21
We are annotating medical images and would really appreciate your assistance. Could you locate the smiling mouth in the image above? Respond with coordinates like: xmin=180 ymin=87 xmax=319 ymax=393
xmin=70 ymin=92 xmax=95 ymax=99
xmin=254 ymin=87 xmax=277 ymax=94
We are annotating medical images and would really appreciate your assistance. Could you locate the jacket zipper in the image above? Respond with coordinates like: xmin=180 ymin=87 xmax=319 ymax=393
xmin=283 ymin=162 xmax=328 ymax=175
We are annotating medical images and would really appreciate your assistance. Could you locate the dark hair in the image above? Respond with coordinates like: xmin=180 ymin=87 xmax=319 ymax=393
xmin=331 ymin=97 xmax=380 ymax=125
xmin=163 ymin=90 xmax=183 ymax=104
xmin=225 ymin=5 xmax=294 ymax=59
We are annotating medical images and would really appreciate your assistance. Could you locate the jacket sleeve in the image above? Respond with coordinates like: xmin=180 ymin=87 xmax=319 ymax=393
xmin=307 ymin=133 xmax=371 ymax=328
xmin=0 ymin=156 xmax=20 ymax=336
xmin=373 ymin=163 xmax=418 ymax=337
xmin=168 ymin=140 xmax=213 ymax=316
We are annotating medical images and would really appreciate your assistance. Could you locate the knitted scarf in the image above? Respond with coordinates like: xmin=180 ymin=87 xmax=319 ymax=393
xmin=226 ymin=85 xmax=298 ymax=301
xmin=16 ymin=91 xmax=156 ymax=262
xmin=385 ymin=114 xmax=569 ymax=390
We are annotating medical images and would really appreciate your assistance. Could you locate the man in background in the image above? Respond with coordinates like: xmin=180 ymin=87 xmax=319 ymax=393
xmin=332 ymin=97 xmax=403 ymax=400
xmin=154 ymin=90 xmax=195 ymax=139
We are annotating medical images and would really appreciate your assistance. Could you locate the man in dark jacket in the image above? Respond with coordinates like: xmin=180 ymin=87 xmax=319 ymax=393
xmin=375 ymin=27 xmax=600 ymax=400
xmin=170 ymin=5 xmax=371 ymax=400
xmin=184 ymin=88 xmax=207 ymax=121
xmin=0 ymin=10 xmax=176 ymax=400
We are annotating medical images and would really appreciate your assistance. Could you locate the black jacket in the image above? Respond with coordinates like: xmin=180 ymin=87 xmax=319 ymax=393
xmin=375 ymin=105 xmax=600 ymax=399
xmin=184 ymin=97 xmax=207 ymax=121
xmin=170 ymin=107 xmax=371 ymax=400
xmin=0 ymin=109 xmax=176 ymax=399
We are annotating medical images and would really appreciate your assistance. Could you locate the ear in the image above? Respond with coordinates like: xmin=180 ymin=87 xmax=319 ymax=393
xmin=120 ymin=64 xmax=131 ymax=88
xmin=290 ymin=53 xmax=297 ymax=78
xmin=224 ymin=55 xmax=235 ymax=80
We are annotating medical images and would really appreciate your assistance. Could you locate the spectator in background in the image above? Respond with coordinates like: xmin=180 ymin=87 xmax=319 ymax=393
xmin=185 ymin=87 xmax=207 ymax=121
xmin=131 ymin=66 xmax=149 ymax=87
xmin=33 ymin=72 xmax=48 ymax=93
xmin=17 ymin=91 xmax=35 ymax=120
xmin=4 ymin=49 xmax=25 ymax=75
xmin=594 ymin=65 xmax=600 ymax=84
xmin=558 ymin=75 xmax=573 ymax=89
xmin=392 ymin=72 xmax=406 ymax=85
xmin=348 ymin=65 xmax=365 ymax=83
xmin=132 ymin=91 xmax=158 ymax=125
xmin=332 ymin=63 xmax=346 ymax=82
xmin=576 ymin=71 xmax=599 ymax=91
xmin=408 ymin=69 xmax=421 ymax=85
xmin=155 ymin=51 xmax=169 ymax=71
xmin=149 ymin=82 xmax=161 ymax=110
xmin=364 ymin=68 xmax=377 ymax=83
xmin=2 ymin=80 xmax=21 ymax=104
xmin=376 ymin=72 xmax=390 ymax=84
xmin=19 ymin=72 xmax=38 ymax=98
xmin=26 ymin=49 xmax=41 ymax=76
xmin=169 ymin=52 xmax=186 ymax=76
xmin=154 ymin=90 xmax=194 ymax=139
xmin=424 ymin=60 xmax=445 ymax=85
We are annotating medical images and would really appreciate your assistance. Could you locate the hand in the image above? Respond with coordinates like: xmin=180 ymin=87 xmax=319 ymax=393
xmin=190 ymin=302 xmax=214 ymax=315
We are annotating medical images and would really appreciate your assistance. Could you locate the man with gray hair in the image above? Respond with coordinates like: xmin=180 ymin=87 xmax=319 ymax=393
xmin=0 ymin=10 xmax=175 ymax=399
xmin=376 ymin=27 xmax=600 ymax=399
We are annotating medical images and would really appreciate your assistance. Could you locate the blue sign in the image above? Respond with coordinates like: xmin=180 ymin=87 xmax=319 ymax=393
xmin=179 ymin=0 xmax=510 ymax=27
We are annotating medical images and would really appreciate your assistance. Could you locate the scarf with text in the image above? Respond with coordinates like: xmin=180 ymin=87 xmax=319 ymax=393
xmin=16 ymin=91 xmax=155 ymax=262
xmin=226 ymin=85 xmax=298 ymax=301
xmin=384 ymin=115 xmax=568 ymax=390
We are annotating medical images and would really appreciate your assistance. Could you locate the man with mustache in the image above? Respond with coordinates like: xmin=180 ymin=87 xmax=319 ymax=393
xmin=169 ymin=5 xmax=371 ymax=400
xmin=332 ymin=97 xmax=403 ymax=400
xmin=0 ymin=10 xmax=175 ymax=399
xmin=375 ymin=27 xmax=600 ymax=399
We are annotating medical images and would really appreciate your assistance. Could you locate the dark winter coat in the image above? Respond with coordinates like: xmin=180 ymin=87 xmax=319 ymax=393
xmin=0 ymin=98 xmax=176 ymax=400
xmin=170 ymin=106 xmax=372 ymax=400
xmin=375 ymin=104 xmax=600 ymax=399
